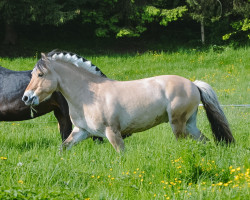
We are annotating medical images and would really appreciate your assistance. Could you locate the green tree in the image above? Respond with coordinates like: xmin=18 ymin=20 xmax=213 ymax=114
xmin=79 ymin=0 xmax=187 ymax=38
xmin=186 ymin=0 xmax=224 ymax=44
xmin=0 ymin=0 xmax=82 ymax=44
xmin=222 ymin=0 xmax=250 ymax=42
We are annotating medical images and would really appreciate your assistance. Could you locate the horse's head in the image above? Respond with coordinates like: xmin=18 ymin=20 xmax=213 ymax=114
xmin=22 ymin=53 xmax=58 ymax=106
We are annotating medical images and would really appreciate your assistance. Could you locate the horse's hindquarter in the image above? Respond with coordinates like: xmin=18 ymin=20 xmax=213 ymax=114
xmin=163 ymin=75 xmax=201 ymax=122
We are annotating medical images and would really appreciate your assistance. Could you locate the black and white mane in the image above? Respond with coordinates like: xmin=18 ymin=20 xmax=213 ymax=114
xmin=36 ymin=50 xmax=107 ymax=78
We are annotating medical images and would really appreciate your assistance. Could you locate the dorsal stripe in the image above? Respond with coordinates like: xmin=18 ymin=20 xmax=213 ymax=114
xmin=46 ymin=50 xmax=106 ymax=77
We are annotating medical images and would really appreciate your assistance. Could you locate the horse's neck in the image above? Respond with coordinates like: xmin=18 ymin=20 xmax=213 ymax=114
xmin=54 ymin=61 xmax=100 ymax=105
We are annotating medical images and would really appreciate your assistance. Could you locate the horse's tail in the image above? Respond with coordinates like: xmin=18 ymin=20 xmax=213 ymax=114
xmin=193 ymin=80 xmax=235 ymax=144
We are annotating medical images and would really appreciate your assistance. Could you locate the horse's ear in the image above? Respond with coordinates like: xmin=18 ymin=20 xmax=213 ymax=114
xmin=41 ymin=53 xmax=48 ymax=61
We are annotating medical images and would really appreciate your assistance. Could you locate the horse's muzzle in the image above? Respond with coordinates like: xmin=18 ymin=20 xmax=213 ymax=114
xmin=22 ymin=91 xmax=39 ymax=106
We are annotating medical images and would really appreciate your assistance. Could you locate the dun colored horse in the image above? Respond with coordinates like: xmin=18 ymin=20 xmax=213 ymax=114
xmin=23 ymin=51 xmax=235 ymax=152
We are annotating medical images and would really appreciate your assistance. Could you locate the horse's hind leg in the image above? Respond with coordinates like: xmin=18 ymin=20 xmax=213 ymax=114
xmin=186 ymin=110 xmax=209 ymax=142
xmin=170 ymin=120 xmax=187 ymax=140
xmin=105 ymin=127 xmax=124 ymax=153
xmin=168 ymin=107 xmax=188 ymax=139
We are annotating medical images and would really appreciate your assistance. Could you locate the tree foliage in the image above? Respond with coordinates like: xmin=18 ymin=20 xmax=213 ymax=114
xmin=0 ymin=0 xmax=249 ymax=44
xmin=222 ymin=0 xmax=250 ymax=41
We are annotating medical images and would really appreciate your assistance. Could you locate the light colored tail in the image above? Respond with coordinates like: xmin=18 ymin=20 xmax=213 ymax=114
xmin=193 ymin=80 xmax=235 ymax=144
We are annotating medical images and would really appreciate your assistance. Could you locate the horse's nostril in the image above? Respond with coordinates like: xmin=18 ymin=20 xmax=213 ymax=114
xmin=22 ymin=95 xmax=29 ymax=102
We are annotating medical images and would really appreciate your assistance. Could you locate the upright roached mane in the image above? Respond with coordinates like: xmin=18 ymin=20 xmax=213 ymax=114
xmin=23 ymin=51 xmax=235 ymax=153
xmin=34 ymin=50 xmax=107 ymax=78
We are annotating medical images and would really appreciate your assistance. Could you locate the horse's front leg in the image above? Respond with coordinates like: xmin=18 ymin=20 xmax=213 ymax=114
xmin=61 ymin=127 xmax=90 ymax=150
xmin=105 ymin=127 xmax=124 ymax=153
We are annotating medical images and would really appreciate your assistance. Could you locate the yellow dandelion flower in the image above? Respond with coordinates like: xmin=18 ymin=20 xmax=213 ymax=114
xmin=224 ymin=183 xmax=229 ymax=187
xmin=141 ymin=179 xmax=143 ymax=182
xmin=236 ymin=167 xmax=241 ymax=171
xmin=149 ymin=182 xmax=152 ymax=185
xmin=0 ymin=157 xmax=7 ymax=160
xmin=217 ymin=182 xmax=223 ymax=186
xmin=188 ymin=183 xmax=192 ymax=186
xmin=154 ymin=194 xmax=156 ymax=197
xmin=18 ymin=180 xmax=23 ymax=184
xmin=161 ymin=180 xmax=165 ymax=183
xmin=91 ymin=175 xmax=95 ymax=178
xmin=179 ymin=170 xmax=182 ymax=173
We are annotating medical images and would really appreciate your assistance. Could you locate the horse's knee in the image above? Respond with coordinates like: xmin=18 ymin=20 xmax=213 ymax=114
xmin=62 ymin=127 xmax=89 ymax=150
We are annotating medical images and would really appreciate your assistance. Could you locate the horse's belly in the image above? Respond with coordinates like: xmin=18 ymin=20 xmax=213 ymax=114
xmin=121 ymin=111 xmax=168 ymax=135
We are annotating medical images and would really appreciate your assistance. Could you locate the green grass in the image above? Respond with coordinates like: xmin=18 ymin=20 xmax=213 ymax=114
xmin=0 ymin=47 xmax=249 ymax=199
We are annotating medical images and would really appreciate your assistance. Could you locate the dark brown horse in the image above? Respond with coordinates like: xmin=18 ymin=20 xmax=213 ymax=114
xmin=0 ymin=65 xmax=72 ymax=141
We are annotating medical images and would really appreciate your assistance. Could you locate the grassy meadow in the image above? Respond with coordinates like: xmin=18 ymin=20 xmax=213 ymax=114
xmin=0 ymin=46 xmax=249 ymax=199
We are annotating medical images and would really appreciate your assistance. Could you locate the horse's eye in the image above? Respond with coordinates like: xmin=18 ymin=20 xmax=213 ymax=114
xmin=38 ymin=73 xmax=43 ymax=77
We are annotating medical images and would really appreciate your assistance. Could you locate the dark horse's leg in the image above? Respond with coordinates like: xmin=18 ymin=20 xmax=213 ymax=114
xmin=51 ymin=92 xmax=72 ymax=141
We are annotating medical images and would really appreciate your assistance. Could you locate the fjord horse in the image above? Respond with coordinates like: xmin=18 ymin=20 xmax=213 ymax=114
xmin=22 ymin=51 xmax=235 ymax=152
